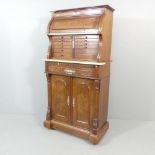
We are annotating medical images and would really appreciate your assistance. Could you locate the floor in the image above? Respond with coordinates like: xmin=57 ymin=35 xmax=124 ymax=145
xmin=0 ymin=114 xmax=155 ymax=155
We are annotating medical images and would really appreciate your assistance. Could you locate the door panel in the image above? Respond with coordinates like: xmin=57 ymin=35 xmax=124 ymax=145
xmin=73 ymin=78 xmax=94 ymax=130
xmin=52 ymin=75 xmax=71 ymax=124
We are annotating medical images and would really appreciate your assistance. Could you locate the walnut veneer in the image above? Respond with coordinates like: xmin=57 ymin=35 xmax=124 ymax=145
xmin=44 ymin=5 xmax=114 ymax=144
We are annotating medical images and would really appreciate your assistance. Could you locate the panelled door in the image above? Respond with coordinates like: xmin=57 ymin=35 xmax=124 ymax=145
xmin=72 ymin=78 xmax=94 ymax=130
xmin=51 ymin=75 xmax=71 ymax=124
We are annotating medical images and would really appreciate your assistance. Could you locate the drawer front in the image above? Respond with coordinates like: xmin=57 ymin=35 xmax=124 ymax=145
xmin=53 ymin=49 xmax=72 ymax=53
xmin=46 ymin=62 xmax=99 ymax=78
xmin=52 ymin=36 xmax=73 ymax=41
xmin=74 ymin=49 xmax=98 ymax=60
xmin=52 ymin=52 xmax=72 ymax=59
xmin=74 ymin=35 xmax=99 ymax=39
xmin=52 ymin=44 xmax=73 ymax=49
xmin=75 ymin=43 xmax=99 ymax=49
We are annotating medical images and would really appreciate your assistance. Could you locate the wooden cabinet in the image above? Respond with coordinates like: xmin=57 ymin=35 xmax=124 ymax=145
xmin=44 ymin=5 xmax=114 ymax=144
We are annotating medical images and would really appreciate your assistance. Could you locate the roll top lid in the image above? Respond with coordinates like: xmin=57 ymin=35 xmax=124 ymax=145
xmin=53 ymin=17 xmax=100 ymax=29
xmin=48 ymin=5 xmax=113 ymax=34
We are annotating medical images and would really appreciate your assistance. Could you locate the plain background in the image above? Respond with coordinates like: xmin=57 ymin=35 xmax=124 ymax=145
xmin=0 ymin=0 xmax=155 ymax=121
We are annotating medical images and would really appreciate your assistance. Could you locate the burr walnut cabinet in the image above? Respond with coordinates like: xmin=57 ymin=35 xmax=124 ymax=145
xmin=44 ymin=5 xmax=114 ymax=144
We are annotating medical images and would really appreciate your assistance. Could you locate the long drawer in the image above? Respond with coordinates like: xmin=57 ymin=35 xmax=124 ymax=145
xmin=46 ymin=62 xmax=100 ymax=78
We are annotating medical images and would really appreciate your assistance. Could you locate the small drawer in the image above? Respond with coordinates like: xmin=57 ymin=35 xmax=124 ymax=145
xmin=74 ymin=35 xmax=99 ymax=39
xmin=75 ymin=41 xmax=98 ymax=45
xmin=51 ymin=36 xmax=63 ymax=42
xmin=52 ymin=53 xmax=64 ymax=58
xmin=46 ymin=62 xmax=99 ymax=78
xmin=52 ymin=52 xmax=72 ymax=59
xmin=52 ymin=40 xmax=73 ymax=49
xmin=63 ymin=36 xmax=73 ymax=40
xmin=51 ymin=36 xmax=73 ymax=42
xmin=75 ymin=49 xmax=97 ymax=54
xmin=53 ymin=48 xmax=72 ymax=53
xmin=52 ymin=36 xmax=63 ymax=40
xmin=75 ymin=38 xmax=99 ymax=43
xmin=75 ymin=44 xmax=99 ymax=49
xmin=74 ymin=54 xmax=97 ymax=61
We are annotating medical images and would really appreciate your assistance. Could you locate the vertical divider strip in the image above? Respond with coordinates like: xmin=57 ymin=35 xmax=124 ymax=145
xmin=72 ymin=35 xmax=75 ymax=59
xmin=70 ymin=76 xmax=73 ymax=125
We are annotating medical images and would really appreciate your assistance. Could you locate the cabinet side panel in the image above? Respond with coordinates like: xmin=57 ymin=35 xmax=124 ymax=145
xmin=99 ymin=77 xmax=110 ymax=128
xmin=99 ymin=9 xmax=113 ymax=61
xmin=46 ymin=74 xmax=52 ymax=120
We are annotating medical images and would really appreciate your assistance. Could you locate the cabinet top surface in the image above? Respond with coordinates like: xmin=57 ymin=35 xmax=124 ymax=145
xmin=45 ymin=59 xmax=106 ymax=65
xmin=51 ymin=5 xmax=114 ymax=13
xmin=50 ymin=5 xmax=114 ymax=20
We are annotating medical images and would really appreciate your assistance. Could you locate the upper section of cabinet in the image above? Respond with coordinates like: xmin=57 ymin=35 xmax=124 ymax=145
xmin=48 ymin=5 xmax=114 ymax=35
xmin=46 ymin=5 xmax=114 ymax=62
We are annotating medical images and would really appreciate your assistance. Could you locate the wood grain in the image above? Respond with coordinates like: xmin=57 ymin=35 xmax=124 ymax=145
xmin=44 ymin=5 xmax=114 ymax=144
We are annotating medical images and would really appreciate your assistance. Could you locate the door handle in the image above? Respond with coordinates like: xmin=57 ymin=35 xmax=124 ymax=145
xmin=73 ymin=97 xmax=75 ymax=107
xmin=67 ymin=96 xmax=70 ymax=106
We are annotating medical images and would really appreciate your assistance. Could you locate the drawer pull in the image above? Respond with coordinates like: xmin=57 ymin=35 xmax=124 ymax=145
xmin=64 ymin=69 xmax=75 ymax=74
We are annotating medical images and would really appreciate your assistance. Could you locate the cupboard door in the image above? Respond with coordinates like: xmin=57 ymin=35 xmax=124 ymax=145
xmin=51 ymin=75 xmax=71 ymax=124
xmin=73 ymin=78 xmax=94 ymax=130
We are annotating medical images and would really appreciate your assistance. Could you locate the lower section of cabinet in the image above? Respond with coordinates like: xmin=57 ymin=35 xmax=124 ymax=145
xmin=44 ymin=120 xmax=109 ymax=144
xmin=44 ymin=74 xmax=110 ymax=144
